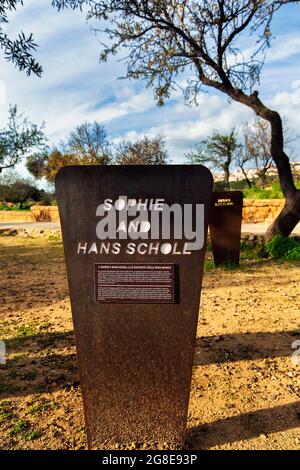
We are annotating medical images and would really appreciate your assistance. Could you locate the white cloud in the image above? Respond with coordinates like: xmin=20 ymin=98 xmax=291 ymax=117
xmin=120 ymin=97 xmax=253 ymax=162
xmin=271 ymin=81 xmax=300 ymax=140
xmin=267 ymin=36 xmax=300 ymax=63
xmin=0 ymin=81 xmax=6 ymax=106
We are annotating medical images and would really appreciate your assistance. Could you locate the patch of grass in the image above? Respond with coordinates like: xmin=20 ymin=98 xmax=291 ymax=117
xmin=11 ymin=321 xmax=51 ymax=347
xmin=240 ymin=242 xmax=269 ymax=261
xmin=8 ymin=419 xmax=29 ymax=436
xmin=205 ymin=242 xmax=272 ymax=270
xmin=244 ymin=183 xmax=284 ymax=199
xmin=14 ymin=322 xmax=40 ymax=339
xmin=220 ymin=261 xmax=239 ymax=270
xmin=0 ymin=382 xmax=19 ymax=394
xmin=0 ymin=203 xmax=32 ymax=211
xmin=266 ymin=236 xmax=300 ymax=260
xmin=0 ymin=400 xmax=14 ymax=423
xmin=48 ymin=234 xmax=60 ymax=241
xmin=8 ymin=370 xmax=18 ymax=380
xmin=0 ymin=410 xmax=14 ymax=422
xmin=0 ymin=400 xmax=13 ymax=410
xmin=285 ymin=246 xmax=300 ymax=261
xmin=204 ymin=260 xmax=215 ymax=272
xmin=24 ymin=429 xmax=40 ymax=441
xmin=206 ymin=241 xmax=213 ymax=251
xmin=22 ymin=370 xmax=37 ymax=381
xmin=0 ymin=321 xmax=12 ymax=337
xmin=26 ymin=398 xmax=58 ymax=416
xmin=243 ymin=181 xmax=300 ymax=199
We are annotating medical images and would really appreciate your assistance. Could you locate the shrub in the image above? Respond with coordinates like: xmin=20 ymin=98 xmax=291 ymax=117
xmin=285 ymin=247 xmax=300 ymax=261
xmin=0 ymin=173 xmax=40 ymax=209
xmin=243 ymin=181 xmax=300 ymax=199
xmin=244 ymin=183 xmax=282 ymax=199
xmin=266 ymin=236 xmax=300 ymax=260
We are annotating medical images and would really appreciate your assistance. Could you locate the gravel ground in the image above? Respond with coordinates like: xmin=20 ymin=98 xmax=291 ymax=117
xmin=0 ymin=236 xmax=299 ymax=450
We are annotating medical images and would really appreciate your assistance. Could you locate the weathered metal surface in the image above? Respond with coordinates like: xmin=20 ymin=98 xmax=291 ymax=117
xmin=56 ymin=165 xmax=213 ymax=449
xmin=209 ymin=191 xmax=243 ymax=267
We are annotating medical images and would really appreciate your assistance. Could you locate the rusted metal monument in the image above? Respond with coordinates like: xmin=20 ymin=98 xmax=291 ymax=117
xmin=56 ymin=165 xmax=213 ymax=449
xmin=209 ymin=191 xmax=243 ymax=267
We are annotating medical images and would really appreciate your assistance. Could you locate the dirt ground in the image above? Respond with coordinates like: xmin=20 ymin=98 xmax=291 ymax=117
xmin=0 ymin=235 xmax=299 ymax=450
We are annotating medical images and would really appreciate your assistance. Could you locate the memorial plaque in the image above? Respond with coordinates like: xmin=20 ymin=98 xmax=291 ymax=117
xmin=56 ymin=165 xmax=213 ymax=449
xmin=209 ymin=191 xmax=243 ymax=267
xmin=95 ymin=263 xmax=175 ymax=304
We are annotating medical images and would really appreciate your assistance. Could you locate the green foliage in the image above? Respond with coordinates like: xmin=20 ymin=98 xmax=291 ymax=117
xmin=204 ymin=260 xmax=215 ymax=272
xmin=27 ymin=126 xmax=168 ymax=183
xmin=212 ymin=181 xmax=300 ymax=199
xmin=284 ymin=246 xmax=300 ymax=261
xmin=0 ymin=172 xmax=40 ymax=208
xmin=39 ymin=190 xmax=55 ymax=206
xmin=220 ymin=261 xmax=239 ymax=270
xmin=0 ymin=401 xmax=14 ymax=423
xmin=26 ymin=399 xmax=58 ymax=416
xmin=48 ymin=234 xmax=60 ymax=241
xmin=244 ymin=183 xmax=284 ymax=199
xmin=0 ymin=2 xmax=42 ymax=76
xmin=26 ymin=150 xmax=49 ymax=180
xmin=52 ymin=1 xmax=293 ymax=104
xmin=26 ymin=150 xmax=79 ymax=184
xmin=0 ymin=105 xmax=46 ymax=172
xmin=14 ymin=322 xmax=40 ymax=339
xmin=27 ymin=121 xmax=112 ymax=183
xmin=266 ymin=236 xmax=300 ymax=260
xmin=8 ymin=418 xmax=29 ymax=436
xmin=0 ymin=203 xmax=33 ymax=211
xmin=62 ymin=121 xmax=111 ymax=164
xmin=187 ymin=129 xmax=239 ymax=185
xmin=115 ymin=135 xmax=168 ymax=165
xmin=24 ymin=429 xmax=40 ymax=441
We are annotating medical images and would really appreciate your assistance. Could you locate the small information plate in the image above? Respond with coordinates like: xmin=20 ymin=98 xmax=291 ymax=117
xmin=95 ymin=263 xmax=175 ymax=304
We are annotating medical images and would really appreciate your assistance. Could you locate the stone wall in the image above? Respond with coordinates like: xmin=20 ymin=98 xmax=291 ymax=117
xmin=242 ymin=199 xmax=284 ymax=223
xmin=0 ymin=200 xmax=285 ymax=224
xmin=30 ymin=206 xmax=60 ymax=222
xmin=0 ymin=211 xmax=34 ymax=222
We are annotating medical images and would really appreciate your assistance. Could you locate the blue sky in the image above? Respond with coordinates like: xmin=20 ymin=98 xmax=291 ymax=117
xmin=0 ymin=0 xmax=300 ymax=180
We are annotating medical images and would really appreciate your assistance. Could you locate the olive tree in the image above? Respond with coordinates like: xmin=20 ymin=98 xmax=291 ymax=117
xmin=0 ymin=1 xmax=42 ymax=75
xmin=0 ymin=105 xmax=46 ymax=173
xmin=61 ymin=121 xmax=112 ymax=164
xmin=187 ymin=129 xmax=239 ymax=187
xmin=52 ymin=0 xmax=300 ymax=238
xmin=115 ymin=135 xmax=168 ymax=165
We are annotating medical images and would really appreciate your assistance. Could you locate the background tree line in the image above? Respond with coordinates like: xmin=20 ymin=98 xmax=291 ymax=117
xmin=0 ymin=107 xmax=169 ymax=207
xmin=26 ymin=123 xmax=168 ymax=184
xmin=0 ymin=100 xmax=299 ymax=208
xmin=187 ymin=119 xmax=299 ymax=190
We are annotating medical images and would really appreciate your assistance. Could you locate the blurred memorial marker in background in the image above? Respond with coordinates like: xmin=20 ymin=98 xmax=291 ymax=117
xmin=209 ymin=191 xmax=243 ymax=267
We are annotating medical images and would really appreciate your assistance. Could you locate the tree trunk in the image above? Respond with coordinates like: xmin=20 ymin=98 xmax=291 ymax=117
xmin=240 ymin=166 xmax=252 ymax=188
xmin=266 ymin=190 xmax=300 ymax=240
xmin=265 ymin=112 xmax=300 ymax=238
xmin=257 ymin=170 xmax=267 ymax=187
xmin=227 ymin=90 xmax=300 ymax=238
xmin=223 ymin=165 xmax=230 ymax=188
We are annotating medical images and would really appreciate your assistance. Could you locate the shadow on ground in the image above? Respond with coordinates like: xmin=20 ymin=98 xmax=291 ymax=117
xmin=1 ymin=328 xmax=299 ymax=399
xmin=186 ymin=401 xmax=300 ymax=449
xmin=194 ymin=329 xmax=300 ymax=365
